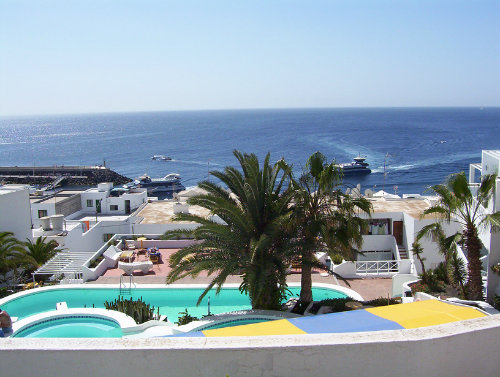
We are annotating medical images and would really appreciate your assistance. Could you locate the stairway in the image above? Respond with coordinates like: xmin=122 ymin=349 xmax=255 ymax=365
xmin=398 ymin=247 xmax=408 ymax=259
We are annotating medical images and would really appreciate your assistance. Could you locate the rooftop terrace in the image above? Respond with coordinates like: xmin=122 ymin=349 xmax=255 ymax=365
xmin=137 ymin=201 xmax=212 ymax=224
xmin=367 ymin=197 xmax=436 ymax=219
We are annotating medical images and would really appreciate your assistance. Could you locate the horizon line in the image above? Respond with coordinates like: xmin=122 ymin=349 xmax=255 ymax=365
xmin=1 ymin=105 xmax=499 ymax=118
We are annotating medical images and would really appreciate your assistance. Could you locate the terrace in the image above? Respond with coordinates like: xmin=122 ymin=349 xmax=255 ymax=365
xmin=87 ymin=243 xmax=392 ymax=301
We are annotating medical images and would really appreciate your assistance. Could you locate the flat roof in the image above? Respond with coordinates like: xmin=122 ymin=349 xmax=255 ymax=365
xmin=30 ymin=190 xmax=83 ymax=204
xmin=71 ymin=214 xmax=130 ymax=221
xmin=137 ymin=200 xmax=211 ymax=224
xmin=368 ymin=197 xmax=436 ymax=219
xmin=0 ymin=184 xmax=29 ymax=195
xmin=484 ymin=150 xmax=500 ymax=160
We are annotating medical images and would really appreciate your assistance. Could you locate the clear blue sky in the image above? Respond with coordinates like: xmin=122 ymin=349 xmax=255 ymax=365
xmin=1 ymin=0 xmax=499 ymax=115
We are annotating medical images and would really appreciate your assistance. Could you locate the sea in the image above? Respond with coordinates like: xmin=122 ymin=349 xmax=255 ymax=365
xmin=0 ymin=107 xmax=499 ymax=195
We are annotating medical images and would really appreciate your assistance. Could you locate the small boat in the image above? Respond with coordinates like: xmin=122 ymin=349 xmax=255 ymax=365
xmin=151 ymin=155 xmax=172 ymax=161
xmin=336 ymin=156 xmax=371 ymax=175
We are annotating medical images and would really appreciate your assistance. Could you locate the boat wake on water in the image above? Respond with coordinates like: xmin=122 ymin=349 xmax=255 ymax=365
xmin=171 ymin=159 xmax=223 ymax=167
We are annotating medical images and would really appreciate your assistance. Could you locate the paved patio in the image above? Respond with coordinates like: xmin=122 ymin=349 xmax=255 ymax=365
xmin=89 ymin=248 xmax=393 ymax=301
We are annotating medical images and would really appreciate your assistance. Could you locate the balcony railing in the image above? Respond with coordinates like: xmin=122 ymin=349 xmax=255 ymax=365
xmin=355 ymin=260 xmax=399 ymax=275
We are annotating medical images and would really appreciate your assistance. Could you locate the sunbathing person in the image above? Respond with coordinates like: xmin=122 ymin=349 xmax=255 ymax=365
xmin=0 ymin=308 xmax=13 ymax=337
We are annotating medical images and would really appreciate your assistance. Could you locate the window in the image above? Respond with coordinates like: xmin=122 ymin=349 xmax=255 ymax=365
xmin=38 ymin=210 xmax=48 ymax=218
xmin=103 ymin=233 xmax=114 ymax=242
xmin=110 ymin=205 xmax=119 ymax=211
xmin=364 ymin=219 xmax=391 ymax=235
xmin=86 ymin=200 xmax=93 ymax=207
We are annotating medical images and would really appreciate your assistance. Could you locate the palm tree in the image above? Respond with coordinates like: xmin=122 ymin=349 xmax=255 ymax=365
xmin=162 ymin=150 xmax=295 ymax=310
xmin=290 ymin=152 xmax=372 ymax=303
xmin=23 ymin=237 xmax=61 ymax=272
xmin=411 ymin=240 xmax=426 ymax=279
xmin=0 ymin=231 xmax=28 ymax=279
xmin=423 ymin=172 xmax=500 ymax=300
xmin=416 ymin=223 xmax=463 ymax=284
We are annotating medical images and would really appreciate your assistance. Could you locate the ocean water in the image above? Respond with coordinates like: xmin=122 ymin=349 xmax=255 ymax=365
xmin=0 ymin=107 xmax=499 ymax=194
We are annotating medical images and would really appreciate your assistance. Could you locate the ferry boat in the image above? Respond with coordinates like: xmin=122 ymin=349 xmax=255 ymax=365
xmin=337 ymin=156 xmax=371 ymax=175
xmin=136 ymin=173 xmax=185 ymax=194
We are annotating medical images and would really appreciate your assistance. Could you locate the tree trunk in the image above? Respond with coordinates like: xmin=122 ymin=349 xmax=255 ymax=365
xmin=248 ymin=263 xmax=283 ymax=310
xmin=464 ymin=225 xmax=483 ymax=300
xmin=300 ymin=249 xmax=313 ymax=303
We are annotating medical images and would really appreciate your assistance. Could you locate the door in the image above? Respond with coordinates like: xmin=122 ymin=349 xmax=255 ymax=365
xmin=96 ymin=200 xmax=101 ymax=214
xmin=393 ymin=221 xmax=403 ymax=245
xmin=125 ymin=200 xmax=131 ymax=215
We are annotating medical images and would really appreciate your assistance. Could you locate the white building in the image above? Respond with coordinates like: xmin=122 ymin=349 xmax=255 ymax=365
xmin=30 ymin=189 xmax=85 ymax=229
xmin=469 ymin=150 xmax=500 ymax=302
xmin=79 ymin=183 xmax=147 ymax=216
xmin=30 ymin=183 xmax=147 ymax=249
xmin=0 ymin=184 xmax=32 ymax=242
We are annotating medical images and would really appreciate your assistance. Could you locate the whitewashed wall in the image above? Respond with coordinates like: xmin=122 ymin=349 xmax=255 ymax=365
xmin=413 ymin=219 xmax=462 ymax=274
xmin=1 ymin=315 xmax=499 ymax=377
xmin=0 ymin=186 xmax=32 ymax=241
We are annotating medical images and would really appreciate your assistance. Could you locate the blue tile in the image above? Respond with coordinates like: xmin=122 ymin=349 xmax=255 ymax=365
xmin=288 ymin=310 xmax=404 ymax=334
xmin=163 ymin=331 xmax=206 ymax=337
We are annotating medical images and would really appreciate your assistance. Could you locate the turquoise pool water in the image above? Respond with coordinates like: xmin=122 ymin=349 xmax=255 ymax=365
xmin=13 ymin=316 xmax=122 ymax=338
xmin=2 ymin=286 xmax=346 ymax=322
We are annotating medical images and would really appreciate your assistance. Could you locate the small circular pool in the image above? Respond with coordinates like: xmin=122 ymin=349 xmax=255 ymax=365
xmin=13 ymin=316 xmax=123 ymax=338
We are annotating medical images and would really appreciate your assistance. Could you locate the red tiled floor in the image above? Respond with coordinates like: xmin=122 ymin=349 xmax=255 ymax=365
xmin=91 ymin=248 xmax=392 ymax=301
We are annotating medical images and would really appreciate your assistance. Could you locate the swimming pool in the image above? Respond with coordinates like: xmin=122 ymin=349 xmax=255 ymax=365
xmin=1 ymin=284 xmax=355 ymax=322
xmin=13 ymin=315 xmax=123 ymax=338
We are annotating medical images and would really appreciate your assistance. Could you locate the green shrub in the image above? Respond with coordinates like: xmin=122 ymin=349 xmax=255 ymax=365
xmin=493 ymin=295 xmax=500 ymax=311
xmin=330 ymin=254 xmax=344 ymax=265
xmin=420 ymin=269 xmax=447 ymax=293
xmin=364 ymin=297 xmax=400 ymax=307
xmin=0 ymin=287 xmax=12 ymax=299
xmin=104 ymin=296 xmax=157 ymax=324
xmin=176 ymin=308 xmax=198 ymax=325
xmin=309 ymin=296 xmax=401 ymax=315
xmin=89 ymin=255 xmax=104 ymax=269
xmin=433 ymin=262 xmax=449 ymax=284
xmin=315 ymin=297 xmax=359 ymax=314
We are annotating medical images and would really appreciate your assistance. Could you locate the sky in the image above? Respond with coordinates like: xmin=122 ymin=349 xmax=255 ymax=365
xmin=1 ymin=0 xmax=499 ymax=116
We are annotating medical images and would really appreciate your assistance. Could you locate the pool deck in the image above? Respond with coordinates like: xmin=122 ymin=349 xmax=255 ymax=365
xmin=88 ymin=248 xmax=393 ymax=301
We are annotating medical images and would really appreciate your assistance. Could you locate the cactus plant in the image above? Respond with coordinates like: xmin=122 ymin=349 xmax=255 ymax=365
xmin=104 ymin=296 xmax=157 ymax=324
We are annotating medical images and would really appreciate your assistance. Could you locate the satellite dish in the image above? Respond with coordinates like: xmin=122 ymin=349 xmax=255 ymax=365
xmin=364 ymin=189 xmax=374 ymax=198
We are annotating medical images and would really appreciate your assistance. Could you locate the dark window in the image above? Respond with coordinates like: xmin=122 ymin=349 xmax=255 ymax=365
xmin=38 ymin=210 xmax=48 ymax=218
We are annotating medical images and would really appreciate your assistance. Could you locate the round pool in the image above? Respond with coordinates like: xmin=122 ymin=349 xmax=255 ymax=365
xmin=13 ymin=315 xmax=123 ymax=338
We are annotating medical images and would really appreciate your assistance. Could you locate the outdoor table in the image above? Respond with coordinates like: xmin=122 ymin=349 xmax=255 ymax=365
xmin=120 ymin=250 xmax=135 ymax=262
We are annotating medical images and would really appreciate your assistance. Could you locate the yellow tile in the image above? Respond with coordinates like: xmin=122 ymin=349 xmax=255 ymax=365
xmin=202 ymin=319 xmax=307 ymax=337
xmin=366 ymin=300 xmax=486 ymax=329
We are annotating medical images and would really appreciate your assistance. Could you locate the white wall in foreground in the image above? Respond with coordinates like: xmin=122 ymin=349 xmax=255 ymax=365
xmin=2 ymin=315 xmax=499 ymax=377
xmin=0 ymin=185 xmax=33 ymax=242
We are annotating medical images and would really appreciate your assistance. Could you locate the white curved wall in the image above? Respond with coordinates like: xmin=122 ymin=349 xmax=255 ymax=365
xmin=1 ymin=315 xmax=499 ymax=377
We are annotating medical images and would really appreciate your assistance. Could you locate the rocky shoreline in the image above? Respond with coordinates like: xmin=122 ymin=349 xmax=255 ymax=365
xmin=0 ymin=166 xmax=131 ymax=186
